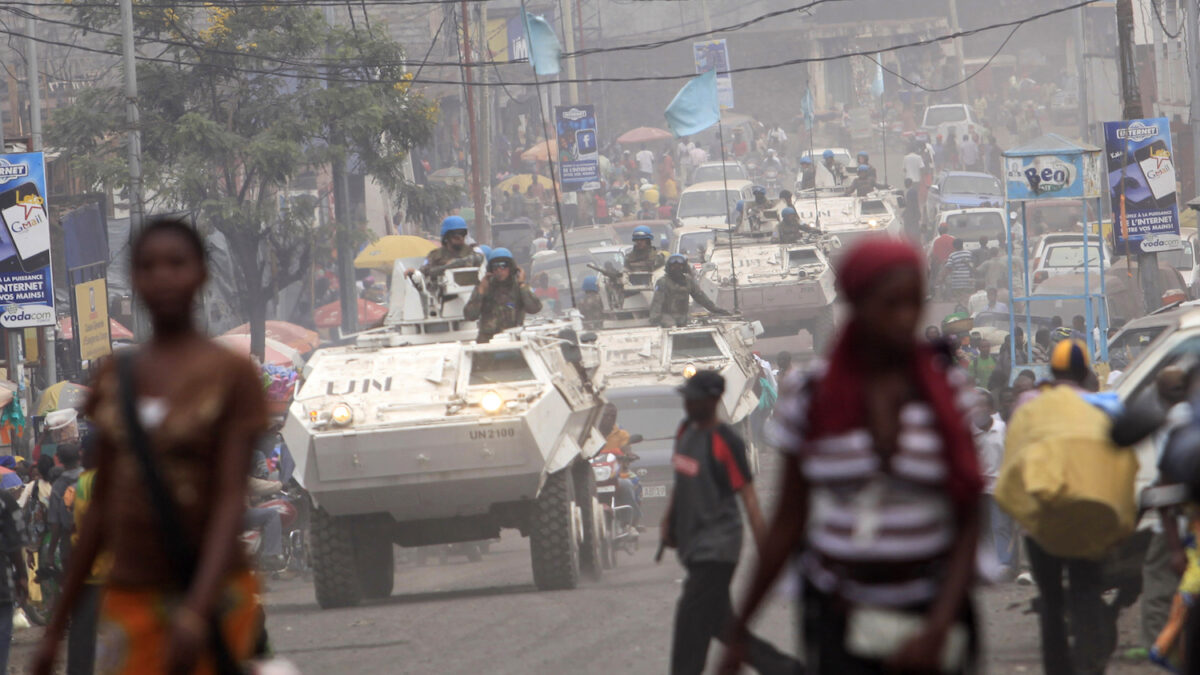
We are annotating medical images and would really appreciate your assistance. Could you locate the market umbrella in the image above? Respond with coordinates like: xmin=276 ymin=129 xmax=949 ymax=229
xmin=428 ymin=167 xmax=466 ymax=185
xmin=313 ymin=298 xmax=387 ymax=330
xmin=57 ymin=317 xmax=135 ymax=341
xmin=353 ymin=235 xmax=438 ymax=270
xmin=521 ymin=138 xmax=557 ymax=163
xmin=213 ymin=334 xmax=305 ymax=369
xmin=37 ymin=381 xmax=90 ymax=416
xmin=223 ymin=321 xmax=321 ymax=354
xmin=495 ymin=174 xmax=553 ymax=194
xmin=617 ymin=126 xmax=673 ymax=144
xmin=0 ymin=468 xmax=19 ymax=490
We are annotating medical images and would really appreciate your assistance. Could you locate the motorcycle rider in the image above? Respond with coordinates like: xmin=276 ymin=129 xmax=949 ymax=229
xmin=244 ymin=468 xmax=286 ymax=572
xmin=406 ymin=215 xmax=485 ymax=279
xmin=797 ymin=156 xmax=816 ymax=190
xmin=762 ymin=148 xmax=784 ymax=176
xmin=649 ymin=254 xmax=730 ymax=327
xmin=624 ymin=224 xmax=665 ymax=272
xmin=464 ymin=247 xmax=543 ymax=343
xmin=598 ymin=404 xmax=643 ymax=531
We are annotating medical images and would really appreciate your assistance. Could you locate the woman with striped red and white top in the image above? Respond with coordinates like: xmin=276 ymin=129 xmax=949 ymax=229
xmin=720 ymin=238 xmax=984 ymax=675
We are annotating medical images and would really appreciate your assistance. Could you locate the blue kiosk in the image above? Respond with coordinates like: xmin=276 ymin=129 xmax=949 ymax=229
xmin=1003 ymin=133 xmax=1107 ymax=371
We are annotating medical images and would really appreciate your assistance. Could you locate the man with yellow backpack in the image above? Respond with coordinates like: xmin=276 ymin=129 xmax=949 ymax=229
xmin=998 ymin=340 xmax=1141 ymax=675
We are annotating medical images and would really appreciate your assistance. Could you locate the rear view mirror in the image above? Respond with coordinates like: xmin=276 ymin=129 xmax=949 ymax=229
xmin=558 ymin=328 xmax=583 ymax=364
xmin=579 ymin=331 xmax=598 ymax=344
xmin=627 ymin=434 xmax=645 ymax=445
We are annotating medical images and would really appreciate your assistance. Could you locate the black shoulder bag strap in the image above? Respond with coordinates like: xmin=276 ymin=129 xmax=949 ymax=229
xmin=115 ymin=353 xmax=243 ymax=675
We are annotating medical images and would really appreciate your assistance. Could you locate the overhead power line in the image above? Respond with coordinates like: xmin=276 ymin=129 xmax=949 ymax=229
xmin=0 ymin=0 xmax=1103 ymax=89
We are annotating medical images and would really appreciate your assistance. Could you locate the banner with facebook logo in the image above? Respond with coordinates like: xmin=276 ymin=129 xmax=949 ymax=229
xmin=555 ymin=105 xmax=601 ymax=192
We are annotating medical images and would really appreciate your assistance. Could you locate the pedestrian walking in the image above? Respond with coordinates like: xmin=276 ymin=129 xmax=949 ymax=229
xmin=973 ymin=390 xmax=1015 ymax=575
xmin=722 ymin=238 xmax=983 ymax=675
xmin=661 ymin=371 xmax=798 ymax=675
xmin=0 ymin=474 xmax=27 ymax=673
xmin=32 ymin=216 xmax=269 ymax=675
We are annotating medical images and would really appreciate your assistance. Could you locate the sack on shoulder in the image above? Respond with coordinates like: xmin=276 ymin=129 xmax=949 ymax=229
xmin=996 ymin=385 xmax=1139 ymax=560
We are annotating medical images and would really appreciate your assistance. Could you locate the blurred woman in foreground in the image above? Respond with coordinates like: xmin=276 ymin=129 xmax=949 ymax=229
xmin=722 ymin=238 xmax=983 ymax=674
xmin=33 ymin=217 xmax=267 ymax=675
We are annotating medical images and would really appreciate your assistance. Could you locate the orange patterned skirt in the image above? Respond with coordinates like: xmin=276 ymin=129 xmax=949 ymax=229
xmin=96 ymin=570 xmax=261 ymax=675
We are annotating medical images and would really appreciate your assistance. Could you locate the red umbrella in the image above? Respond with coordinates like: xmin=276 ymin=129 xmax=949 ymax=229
xmin=213 ymin=334 xmax=304 ymax=368
xmin=313 ymin=298 xmax=387 ymax=330
xmin=57 ymin=317 xmax=135 ymax=341
xmin=617 ymin=126 xmax=674 ymax=144
xmin=224 ymin=320 xmax=320 ymax=353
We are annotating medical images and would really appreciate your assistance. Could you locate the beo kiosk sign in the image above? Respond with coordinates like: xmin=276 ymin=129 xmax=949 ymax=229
xmin=0 ymin=154 xmax=54 ymax=328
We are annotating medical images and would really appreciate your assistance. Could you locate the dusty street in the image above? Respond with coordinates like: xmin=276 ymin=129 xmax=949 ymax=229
xmin=7 ymin=450 xmax=1162 ymax=674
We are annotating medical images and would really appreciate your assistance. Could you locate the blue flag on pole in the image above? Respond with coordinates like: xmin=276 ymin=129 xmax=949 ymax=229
xmin=871 ymin=60 xmax=885 ymax=98
xmin=664 ymin=69 xmax=720 ymax=138
xmin=522 ymin=10 xmax=562 ymax=76
xmin=801 ymin=87 xmax=815 ymax=130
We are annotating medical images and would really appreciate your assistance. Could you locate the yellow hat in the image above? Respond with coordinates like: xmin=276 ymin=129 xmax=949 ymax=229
xmin=1050 ymin=339 xmax=1090 ymax=380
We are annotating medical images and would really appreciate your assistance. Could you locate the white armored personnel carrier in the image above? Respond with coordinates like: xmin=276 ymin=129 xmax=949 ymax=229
xmin=696 ymin=230 xmax=839 ymax=346
xmin=283 ymin=261 xmax=610 ymax=608
xmin=791 ymin=190 xmax=900 ymax=252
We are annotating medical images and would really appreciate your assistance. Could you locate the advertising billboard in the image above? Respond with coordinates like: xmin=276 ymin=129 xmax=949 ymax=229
xmin=554 ymin=105 xmax=601 ymax=192
xmin=692 ymin=39 xmax=734 ymax=110
xmin=0 ymin=153 xmax=54 ymax=328
xmin=1103 ymin=118 xmax=1182 ymax=252
xmin=74 ymin=278 xmax=111 ymax=361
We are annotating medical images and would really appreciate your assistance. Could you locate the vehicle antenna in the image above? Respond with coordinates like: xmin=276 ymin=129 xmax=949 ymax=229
xmin=716 ymin=116 xmax=739 ymax=313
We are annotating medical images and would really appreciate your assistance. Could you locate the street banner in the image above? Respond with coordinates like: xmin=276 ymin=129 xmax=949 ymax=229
xmin=1103 ymin=118 xmax=1182 ymax=252
xmin=1004 ymin=152 xmax=1101 ymax=201
xmin=74 ymin=278 xmax=111 ymax=361
xmin=0 ymin=153 xmax=54 ymax=328
xmin=554 ymin=105 xmax=601 ymax=192
xmin=692 ymin=39 xmax=734 ymax=110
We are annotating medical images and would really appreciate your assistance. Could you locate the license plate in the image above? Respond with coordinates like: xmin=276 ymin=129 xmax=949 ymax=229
xmin=597 ymin=485 xmax=616 ymax=494
xmin=641 ymin=484 xmax=667 ymax=499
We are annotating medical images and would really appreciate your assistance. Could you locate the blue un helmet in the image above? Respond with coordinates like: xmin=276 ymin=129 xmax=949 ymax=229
xmin=799 ymin=156 xmax=813 ymax=165
xmin=751 ymin=185 xmax=767 ymax=197
xmin=440 ymin=215 xmax=469 ymax=239
xmin=781 ymin=207 xmax=798 ymax=218
xmin=582 ymin=275 xmax=599 ymax=292
xmin=857 ymin=150 xmax=870 ymax=162
xmin=477 ymin=244 xmax=492 ymax=258
xmin=632 ymin=225 xmax=654 ymax=241
xmin=822 ymin=149 xmax=835 ymax=160
xmin=857 ymin=164 xmax=871 ymax=174
xmin=667 ymin=253 xmax=688 ymax=266
xmin=486 ymin=247 xmax=514 ymax=269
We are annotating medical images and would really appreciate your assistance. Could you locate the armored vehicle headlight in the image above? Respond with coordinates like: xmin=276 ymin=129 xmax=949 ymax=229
xmin=683 ymin=363 xmax=698 ymax=379
xmin=867 ymin=218 xmax=880 ymax=228
xmin=330 ymin=403 xmax=354 ymax=426
xmin=481 ymin=390 xmax=504 ymax=413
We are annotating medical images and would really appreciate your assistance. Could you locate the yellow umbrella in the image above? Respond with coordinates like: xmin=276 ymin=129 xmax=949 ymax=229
xmin=496 ymin=174 xmax=553 ymax=194
xmin=354 ymin=235 xmax=439 ymax=270
xmin=37 ymin=381 xmax=90 ymax=416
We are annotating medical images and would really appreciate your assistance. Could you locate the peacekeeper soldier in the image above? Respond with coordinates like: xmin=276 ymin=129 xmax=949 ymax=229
xmin=624 ymin=225 xmax=665 ymax=273
xmin=578 ymin=275 xmax=605 ymax=322
xmin=649 ymin=254 xmax=730 ymax=327
xmin=464 ymin=247 xmax=543 ymax=343
xmin=777 ymin=207 xmax=821 ymax=244
xmin=736 ymin=186 xmax=771 ymax=233
xmin=406 ymin=215 xmax=484 ymax=279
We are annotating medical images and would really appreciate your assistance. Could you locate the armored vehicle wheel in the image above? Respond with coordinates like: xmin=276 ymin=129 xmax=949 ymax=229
xmin=574 ymin=464 xmax=604 ymax=582
xmin=530 ymin=468 xmax=581 ymax=590
xmin=355 ymin=531 xmax=395 ymax=599
xmin=311 ymin=508 xmax=364 ymax=609
xmin=811 ymin=307 xmax=835 ymax=353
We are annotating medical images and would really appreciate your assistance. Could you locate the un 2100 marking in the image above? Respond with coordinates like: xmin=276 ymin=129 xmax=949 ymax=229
xmin=469 ymin=427 xmax=517 ymax=440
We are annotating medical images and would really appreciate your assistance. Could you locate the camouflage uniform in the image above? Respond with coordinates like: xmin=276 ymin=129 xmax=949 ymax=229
xmin=464 ymin=277 xmax=543 ymax=342
xmin=420 ymin=245 xmax=485 ymax=276
xmin=578 ymin=291 xmax=605 ymax=321
xmin=649 ymin=272 xmax=723 ymax=327
xmin=624 ymin=245 xmax=664 ymax=272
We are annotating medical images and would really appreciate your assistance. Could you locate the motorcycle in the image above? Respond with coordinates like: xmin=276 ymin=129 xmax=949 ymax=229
xmin=762 ymin=166 xmax=781 ymax=199
xmin=590 ymin=434 xmax=644 ymax=568
xmin=242 ymin=483 xmax=312 ymax=576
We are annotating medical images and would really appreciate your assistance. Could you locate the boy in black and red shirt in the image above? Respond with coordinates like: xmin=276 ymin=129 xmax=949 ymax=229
xmin=661 ymin=371 xmax=798 ymax=675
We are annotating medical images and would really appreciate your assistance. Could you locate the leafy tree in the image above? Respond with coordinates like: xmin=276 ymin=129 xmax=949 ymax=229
xmin=49 ymin=2 xmax=438 ymax=356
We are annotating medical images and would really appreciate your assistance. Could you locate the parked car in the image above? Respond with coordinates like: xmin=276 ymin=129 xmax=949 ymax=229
xmin=1028 ymin=232 xmax=1113 ymax=273
xmin=491 ymin=218 xmax=538 ymax=269
xmin=1107 ymin=302 xmax=1200 ymax=371
xmin=937 ymin=208 xmax=1006 ymax=250
xmin=688 ymin=161 xmax=749 ymax=186
xmin=1157 ymin=229 xmax=1200 ymax=297
xmin=1031 ymin=242 xmax=1108 ymax=286
xmin=919 ymin=103 xmax=990 ymax=145
xmin=671 ymin=226 xmax=718 ymax=266
xmin=676 ymin=180 xmax=754 ymax=229
xmin=926 ymin=171 xmax=1004 ymax=224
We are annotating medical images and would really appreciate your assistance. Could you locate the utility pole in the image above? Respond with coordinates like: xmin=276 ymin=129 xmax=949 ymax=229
xmin=1076 ymin=4 xmax=1090 ymax=142
xmin=475 ymin=2 xmax=491 ymax=245
xmin=459 ymin=1 xmax=484 ymax=242
xmin=947 ymin=0 xmax=968 ymax=105
xmin=120 ymin=0 xmax=147 ymax=342
xmin=1116 ymin=0 xmax=1159 ymax=312
xmin=323 ymin=6 xmax=357 ymax=336
xmin=561 ymin=0 xmax=578 ymax=104
xmin=25 ymin=10 xmax=54 ymax=387
xmin=0 ymin=74 xmax=19 ymax=430
xmin=1189 ymin=0 xmax=1200 ymax=198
